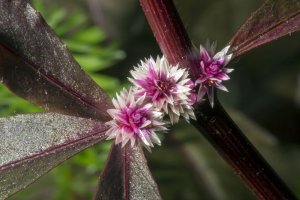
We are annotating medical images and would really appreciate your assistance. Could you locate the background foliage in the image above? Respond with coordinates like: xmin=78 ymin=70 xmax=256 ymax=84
xmin=5 ymin=0 xmax=300 ymax=199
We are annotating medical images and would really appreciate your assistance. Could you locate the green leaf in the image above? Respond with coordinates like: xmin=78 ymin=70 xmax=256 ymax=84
xmin=65 ymin=39 xmax=96 ymax=53
xmin=92 ymin=74 xmax=120 ymax=91
xmin=74 ymin=55 xmax=111 ymax=72
xmin=47 ymin=8 xmax=66 ymax=28
xmin=71 ymin=27 xmax=105 ymax=44
xmin=55 ymin=11 xmax=87 ymax=35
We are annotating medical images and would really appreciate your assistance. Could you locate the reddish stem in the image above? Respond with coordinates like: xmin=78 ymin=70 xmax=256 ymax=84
xmin=139 ymin=0 xmax=198 ymax=80
xmin=139 ymin=0 xmax=298 ymax=199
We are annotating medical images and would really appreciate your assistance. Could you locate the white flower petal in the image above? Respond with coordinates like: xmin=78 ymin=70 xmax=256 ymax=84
xmin=214 ymin=45 xmax=230 ymax=59
xmin=151 ymin=133 xmax=161 ymax=145
xmin=207 ymin=86 xmax=215 ymax=108
xmin=216 ymin=84 xmax=229 ymax=92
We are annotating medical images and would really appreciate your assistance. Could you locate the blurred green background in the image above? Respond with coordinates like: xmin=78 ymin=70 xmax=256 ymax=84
xmin=4 ymin=0 xmax=300 ymax=199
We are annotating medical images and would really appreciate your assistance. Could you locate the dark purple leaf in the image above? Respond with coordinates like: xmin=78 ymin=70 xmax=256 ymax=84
xmin=94 ymin=144 xmax=161 ymax=200
xmin=230 ymin=0 xmax=300 ymax=58
xmin=0 ymin=0 xmax=112 ymax=120
xmin=0 ymin=113 xmax=108 ymax=199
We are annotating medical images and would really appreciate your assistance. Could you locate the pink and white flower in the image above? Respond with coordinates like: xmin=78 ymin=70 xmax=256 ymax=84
xmin=129 ymin=56 xmax=196 ymax=124
xmin=105 ymin=87 xmax=167 ymax=150
xmin=195 ymin=44 xmax=233 ymax=107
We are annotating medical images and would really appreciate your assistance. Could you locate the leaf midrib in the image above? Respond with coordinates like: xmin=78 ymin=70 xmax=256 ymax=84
xmin=0 ymin=125 xmax=108 ymax=170
xmin=232 ymin=4 xmax=300 ymax=54
xmin=0 ymin=42 xmax=108 ymax=117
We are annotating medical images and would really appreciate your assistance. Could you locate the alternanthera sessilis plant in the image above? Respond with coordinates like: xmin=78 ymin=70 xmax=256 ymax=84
xmin=0 ymin=0 xmax=300 ymax=200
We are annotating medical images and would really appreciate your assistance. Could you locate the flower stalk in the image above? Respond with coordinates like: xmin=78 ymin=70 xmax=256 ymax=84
xmin=139 ymin=0 xmax=298 ymax=199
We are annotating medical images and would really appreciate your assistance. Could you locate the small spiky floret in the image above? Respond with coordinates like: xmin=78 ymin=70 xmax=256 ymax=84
xmin=195 ymin=44 xmax=233 ymax=107
xmin=105 ymin=87 xmax=167 ymax=150
xmin=129 ymin=56 xmax=196 ymax=124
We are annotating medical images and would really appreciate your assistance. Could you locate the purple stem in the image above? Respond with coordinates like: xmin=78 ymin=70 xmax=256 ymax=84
xmin=139 ymin=0 xmax=298 ymax=199
xmin=139 ymin=0 xmax=198 ymax=80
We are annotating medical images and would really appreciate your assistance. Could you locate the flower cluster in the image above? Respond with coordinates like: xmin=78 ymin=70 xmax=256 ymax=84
xmin=106 ymin=45 xmax=233 ymax=149
xmin=106 ymin=56 xmax=196 ymax=149
xmin=195 ymin=43 xmax=233 ymax=107
xmin=129 ymin=57 xmax=196 ymax=124
xmin=105 ymin=88 xmax=167 ymax=151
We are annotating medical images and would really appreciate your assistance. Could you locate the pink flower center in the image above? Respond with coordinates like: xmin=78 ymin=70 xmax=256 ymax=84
xmin=119 ymin=107 xmax=149 ymax=134
xmin=129 ymin=112 xmax=143 ymax=126
xmin=205 ymin=63 xmax=220 ymax=75
xmin=149 ymin=78 xmax=176 ymax=101
xmin=205 ymin=79 xmax=217 ymax=87
xmin=202 ymin=56 xmax=224 ymax=75
xmin=155 ymin=79 xmax=176 ymax=93
xmin=198 ymin=55 xmax=227 ymax=87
